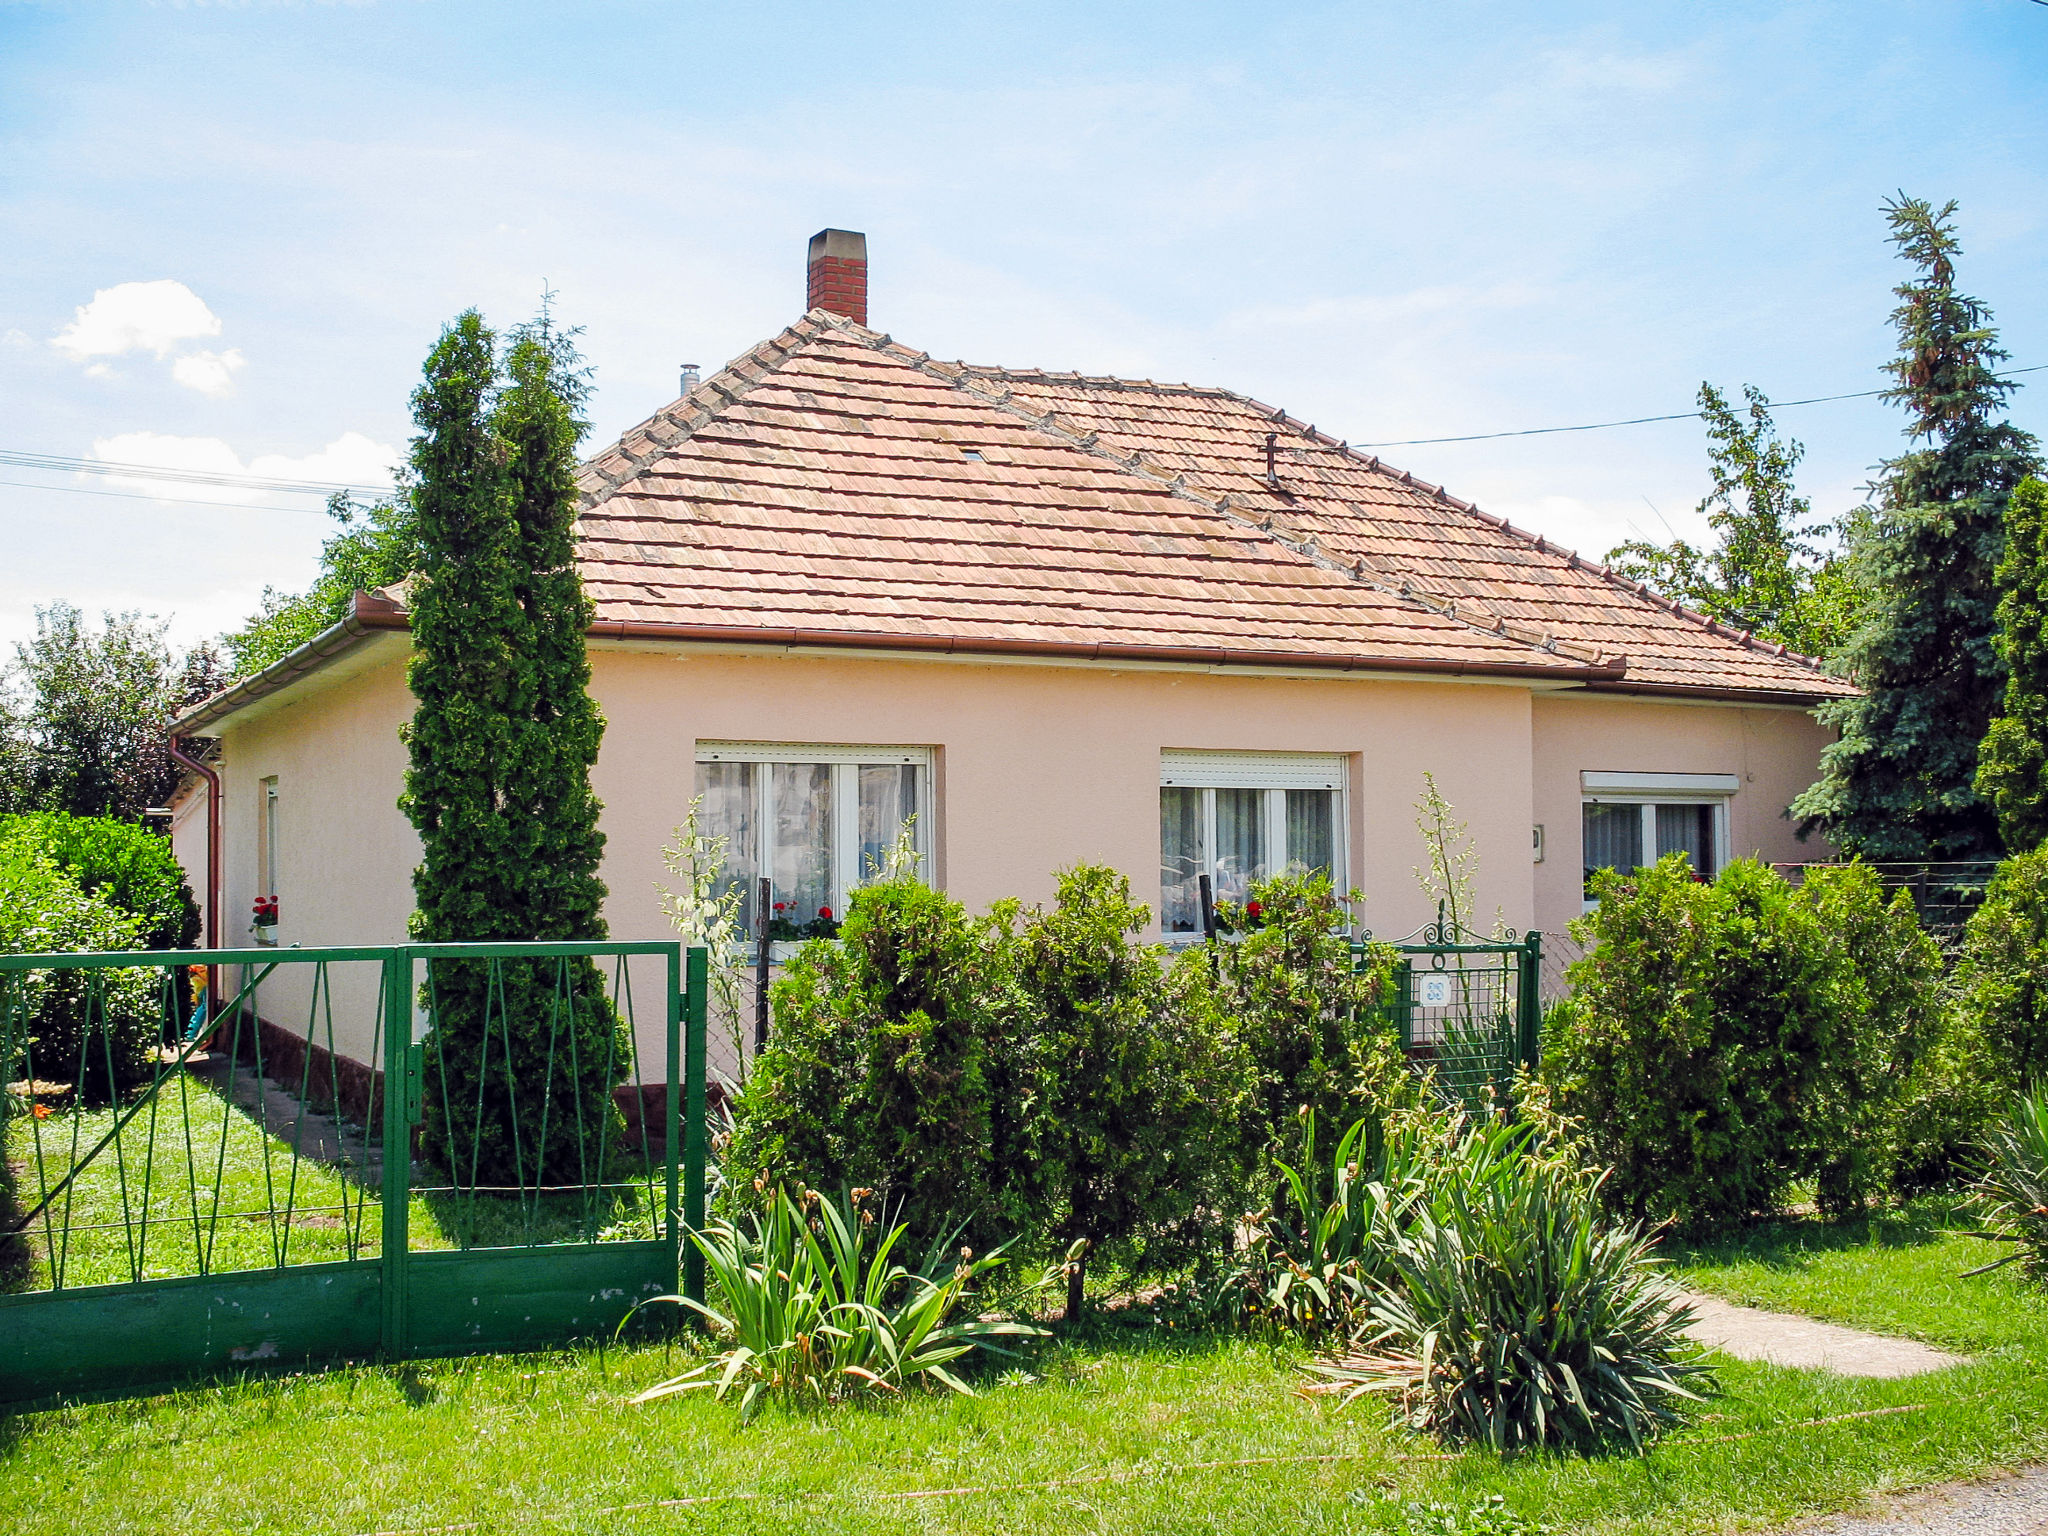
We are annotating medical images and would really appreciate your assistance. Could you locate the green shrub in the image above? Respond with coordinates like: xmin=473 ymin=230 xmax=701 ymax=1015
xmin=1792 ymin=863 xmax=1943 ymax=1211
xmin=1207 ymin=871 xmax=1407 ymax=1172
xmin=1008 ymin=866 xmax=1255 ymax=1318
xmin=1309 ymin=1119 xmax=1710 ymax=1452
xmin=1889 ymin=1009 xmax=2002 ymax=1195
xmin=0 ymin=846 xmax=158 ymax=1100
xmin=0 ymin=812 xmax=200 ymax=951
xmin=724 ymin=871 xmax=1015 ymax=1248
xmin=1965 ymin=1087 xmax=2048 ymax=1283
xmin=627 ymin=1186 xmax=1044 ymax=1420
xmin=1955 ymin=846 xmax=2048 ymax=1091
xmin=1545 ymin=855 xmax=1942 ymax=1227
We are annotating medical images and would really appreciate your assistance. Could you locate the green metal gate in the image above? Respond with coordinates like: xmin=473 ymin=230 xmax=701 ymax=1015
xmin=0 ymin=941 xmax=707 ymax=1407
xmin=1361 ymin=911 xmax=1541 ymax=1106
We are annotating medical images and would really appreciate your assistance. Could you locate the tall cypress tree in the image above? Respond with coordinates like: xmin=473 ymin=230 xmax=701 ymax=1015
xmin=1792 ymin=197 xmax=2042 ymax=860
xmin=401 ymin=310 xmax=624 ymax=1188
xmin=1978 ymin=478 xmax=2048 ymax=851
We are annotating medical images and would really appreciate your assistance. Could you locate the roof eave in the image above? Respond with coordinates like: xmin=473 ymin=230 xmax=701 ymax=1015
xmin=585 ymin=616 xmax=1622 ymax=683
xmin=168 ymin=589 xmax=410 ymax=736
xmin=1580 ymin=676 xmax=1849 ymax=709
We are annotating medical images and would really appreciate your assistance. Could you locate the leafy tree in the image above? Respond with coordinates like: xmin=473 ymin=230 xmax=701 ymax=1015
xmin=1977 ymin=478 xmax=2048 ymax=850
xmin=0 ymin=604 xmax=222 ymax=821
xmin=401 ymin=309 xmax=625 ymax=1188
xmin=221 ymin=493 xmax=419 ymax=678
xmin=0 ymin=812 xmax=200 ymax=950
xmin=1608 ymin=383 xmax=1849 ymax=656
xmin=1793 ymin=196 xmax=2043 ymax=859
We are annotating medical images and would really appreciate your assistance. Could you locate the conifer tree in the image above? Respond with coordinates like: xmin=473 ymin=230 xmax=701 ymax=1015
xmin=401 ymin=310 xmax=624 ymax=1187
xmin=1792 ymin=197 xmax=2042 ymax=859
xmin=1978 ymin=478 xmax=2048 ymax=851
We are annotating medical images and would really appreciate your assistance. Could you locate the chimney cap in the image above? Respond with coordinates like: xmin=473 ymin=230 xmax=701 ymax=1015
xmin=808 ymin=228 xmax=867 ymax=262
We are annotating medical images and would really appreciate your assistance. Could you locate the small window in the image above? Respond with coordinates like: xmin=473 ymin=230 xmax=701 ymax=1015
xmin=1580 ymin=779 xmax=1731 ymax=900
xmin=695 ymin=744 xmax=931 ymax=936
xmin=1159 ymin=751 xmax=1347 ymax=935
xmin=959 ymin=448 xmax=984 ymax=461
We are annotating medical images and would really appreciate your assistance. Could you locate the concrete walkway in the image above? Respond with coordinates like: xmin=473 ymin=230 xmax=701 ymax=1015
xmin=1679 ymin=1292 xmax=1965 ymax=1378
xmin=1783 ymin=1464 xmax=2048 ymax=1535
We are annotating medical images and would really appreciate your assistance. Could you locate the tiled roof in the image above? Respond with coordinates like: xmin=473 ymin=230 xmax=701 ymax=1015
xmin=574 ymin=312 xmax=1846 ymax=701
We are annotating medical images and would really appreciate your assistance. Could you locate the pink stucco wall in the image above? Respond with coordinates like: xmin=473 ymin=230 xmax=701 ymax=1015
xmin=195 ymin=637 xmax=1833 ymax=1067
xmin=1530 ymin=691 xmax=1836 ymax=940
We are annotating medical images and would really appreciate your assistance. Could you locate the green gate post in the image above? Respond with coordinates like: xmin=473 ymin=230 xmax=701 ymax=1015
xmin=681 ymin=946 xmax=708 ymax=1306
xmin=1516 ymin=932 xmax=1543 ymax=1071
xmin=1392 ymin=958 xmax=1414 ymax=1051
xmin=379 ymin=946 xmax=415 ymax=1358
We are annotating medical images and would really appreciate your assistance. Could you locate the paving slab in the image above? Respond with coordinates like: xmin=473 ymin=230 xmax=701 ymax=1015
xmin=1679 ymin=1292 xmax=1965 ymax=1378
xmin=1782 ymin=1463 xmax=2048 ymax=1535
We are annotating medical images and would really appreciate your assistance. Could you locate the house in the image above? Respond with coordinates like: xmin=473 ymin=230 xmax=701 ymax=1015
xmin=168 ymin=228 xmax=1846 ymax=1078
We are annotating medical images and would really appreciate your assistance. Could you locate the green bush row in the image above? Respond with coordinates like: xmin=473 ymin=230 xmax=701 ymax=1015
xmin=723 ymin=865 xmax=1408 ymax=1310
xmin=1543 ymin=850 xmax=2048 ymax=1231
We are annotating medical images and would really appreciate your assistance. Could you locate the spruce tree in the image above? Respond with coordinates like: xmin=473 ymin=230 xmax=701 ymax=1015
xmin=1978 ymin=478 xmax=2048 ymax=851
xmin=400 ymin=310 xmax=624 ymax=1188
xmin=1792 ymin=197 xmax=2042 ymax=860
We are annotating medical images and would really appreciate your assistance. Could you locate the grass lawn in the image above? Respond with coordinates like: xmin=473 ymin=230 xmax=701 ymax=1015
xmin=2 ymin=1200 xmax=2045 ymax=1534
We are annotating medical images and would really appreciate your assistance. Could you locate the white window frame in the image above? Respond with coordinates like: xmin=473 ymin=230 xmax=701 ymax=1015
xmin=1579 ymin=771 xmax=1735 ymax=908
xmin=695 ymin=742 xmax=934 ymax=924
xmin=1159 ymin=750 xmax=1349 ymax=939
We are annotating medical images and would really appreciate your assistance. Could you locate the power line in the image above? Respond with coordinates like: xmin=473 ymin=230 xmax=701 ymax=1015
xmin=1351 ymin=364 xmax=2048 ymax=449
xmin=0 ymin=447 xmax=394 ymax=497
xmin=0 ymin=477 xmax=339 ymax=517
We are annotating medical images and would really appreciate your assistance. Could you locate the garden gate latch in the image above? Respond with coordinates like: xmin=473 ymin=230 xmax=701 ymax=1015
xmin=403 ymin=1041 xmax=425 ymax=1125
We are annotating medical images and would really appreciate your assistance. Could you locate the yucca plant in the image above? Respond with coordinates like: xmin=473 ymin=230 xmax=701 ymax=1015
xmin=625 ymin=1187 xmax=1044 ymax=1420
xmin=1964 ymin=1087 xmax=2048 ymax=1281
xmin=1237 ymin=1111 xmax=1422 ymax=1338
xmin=1308 ymin=1134 xmax=1710 ymax=1452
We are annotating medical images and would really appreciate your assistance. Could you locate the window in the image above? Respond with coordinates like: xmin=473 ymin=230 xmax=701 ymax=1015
xmin=695 ymin=743 xmax=931 ymax=936
xmin=1580 ymin=771 xmax=1735 ymax=900
xmin=254 ymin=777 xmax=280 ymax=943
xmin=1159 ymin=751 xmax=1347 ymax=935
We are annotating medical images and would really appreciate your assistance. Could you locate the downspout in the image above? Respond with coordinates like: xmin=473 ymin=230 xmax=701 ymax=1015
xmin=168 ymin=732 xmax=222 ymax=1024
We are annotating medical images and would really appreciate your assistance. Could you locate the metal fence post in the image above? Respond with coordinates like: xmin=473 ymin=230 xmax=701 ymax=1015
xmin=682 ymin=945 xmax=709 ymax=1307
xmin=1392 ymin=958 xmax=1414 ymax=1051
xmin=1517 ymin=932 xmax=1543 ymax=1071
xmin=379 ymin=945 xmax=413 ymax=1359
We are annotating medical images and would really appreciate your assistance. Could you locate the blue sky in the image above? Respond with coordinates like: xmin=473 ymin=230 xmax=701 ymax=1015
xmin=2 ymin=0 xmax=2044 ymax=655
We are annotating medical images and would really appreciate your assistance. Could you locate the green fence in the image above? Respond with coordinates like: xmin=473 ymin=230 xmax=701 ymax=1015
xmin=0 ymin=940 xmax=707 ymax=1408
xmin=1360 ymin=914 xmax=1542 ymax=1106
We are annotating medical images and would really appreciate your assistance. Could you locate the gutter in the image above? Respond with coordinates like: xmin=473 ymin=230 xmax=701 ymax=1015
xmin=1582 ymin=676 xmax=1849 ymax=709
xmin=583 ymin=617 xmax=1624 ymax=684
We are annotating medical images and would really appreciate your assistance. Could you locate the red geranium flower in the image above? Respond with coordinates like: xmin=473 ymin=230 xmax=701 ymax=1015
xmin=774 ymin=902 xmax=786 ymax=913
xmin=817 ymin=906 xmax=832 ymax=920
xmin=1246 ymin=899 xmax=1264 ymax=919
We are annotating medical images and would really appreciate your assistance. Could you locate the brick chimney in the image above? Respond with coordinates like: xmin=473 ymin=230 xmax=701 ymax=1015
xmin=806 ymin=228 xmax=868 ymax=326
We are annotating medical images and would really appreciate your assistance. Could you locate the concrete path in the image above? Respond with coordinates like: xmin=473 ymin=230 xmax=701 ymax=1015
xmin=1783 ymin=1464 xmax=2048 ymax=1535
xmin=1678 ymin=1292 xmax=1965 ymax=1378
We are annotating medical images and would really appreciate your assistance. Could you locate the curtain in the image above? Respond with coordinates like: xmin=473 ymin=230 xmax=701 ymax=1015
xmin=1159 ymin=787 xmax=1205 ymax=933
xmin=1656 ymin=803 xmax=1715 ymax=878
xmin=694 ymin=761 xmax=757 ymax=934
xmin=772 ymin=763 xmax=833 ymax=923
xmin=857 ymin=764 xmax=919 ymax=881
xmin=1213 ymin=787 xmax=1266 ymax=903
xmin=1582 ymin=801 xmax=1642 ymax=897
xmin=1285 ymin=789 xmax=1334 ymax=878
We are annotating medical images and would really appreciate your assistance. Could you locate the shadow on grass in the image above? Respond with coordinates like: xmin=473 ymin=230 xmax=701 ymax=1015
xmin=1666 ymin=1195 xmax=1972 ymax=1273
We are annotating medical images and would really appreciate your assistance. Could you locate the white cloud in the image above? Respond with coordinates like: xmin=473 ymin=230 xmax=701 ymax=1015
xmin=170 ymin=347 xmax=247 ymax=397
xmin=52 ymin=279 xmax=223 ymax=360
xmin=88 ymin=430 xmax=399 ymax=505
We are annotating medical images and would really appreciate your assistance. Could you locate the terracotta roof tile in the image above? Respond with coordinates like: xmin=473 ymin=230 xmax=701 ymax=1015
xmin=569 ymin=313 xmax=1845 ymax=699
